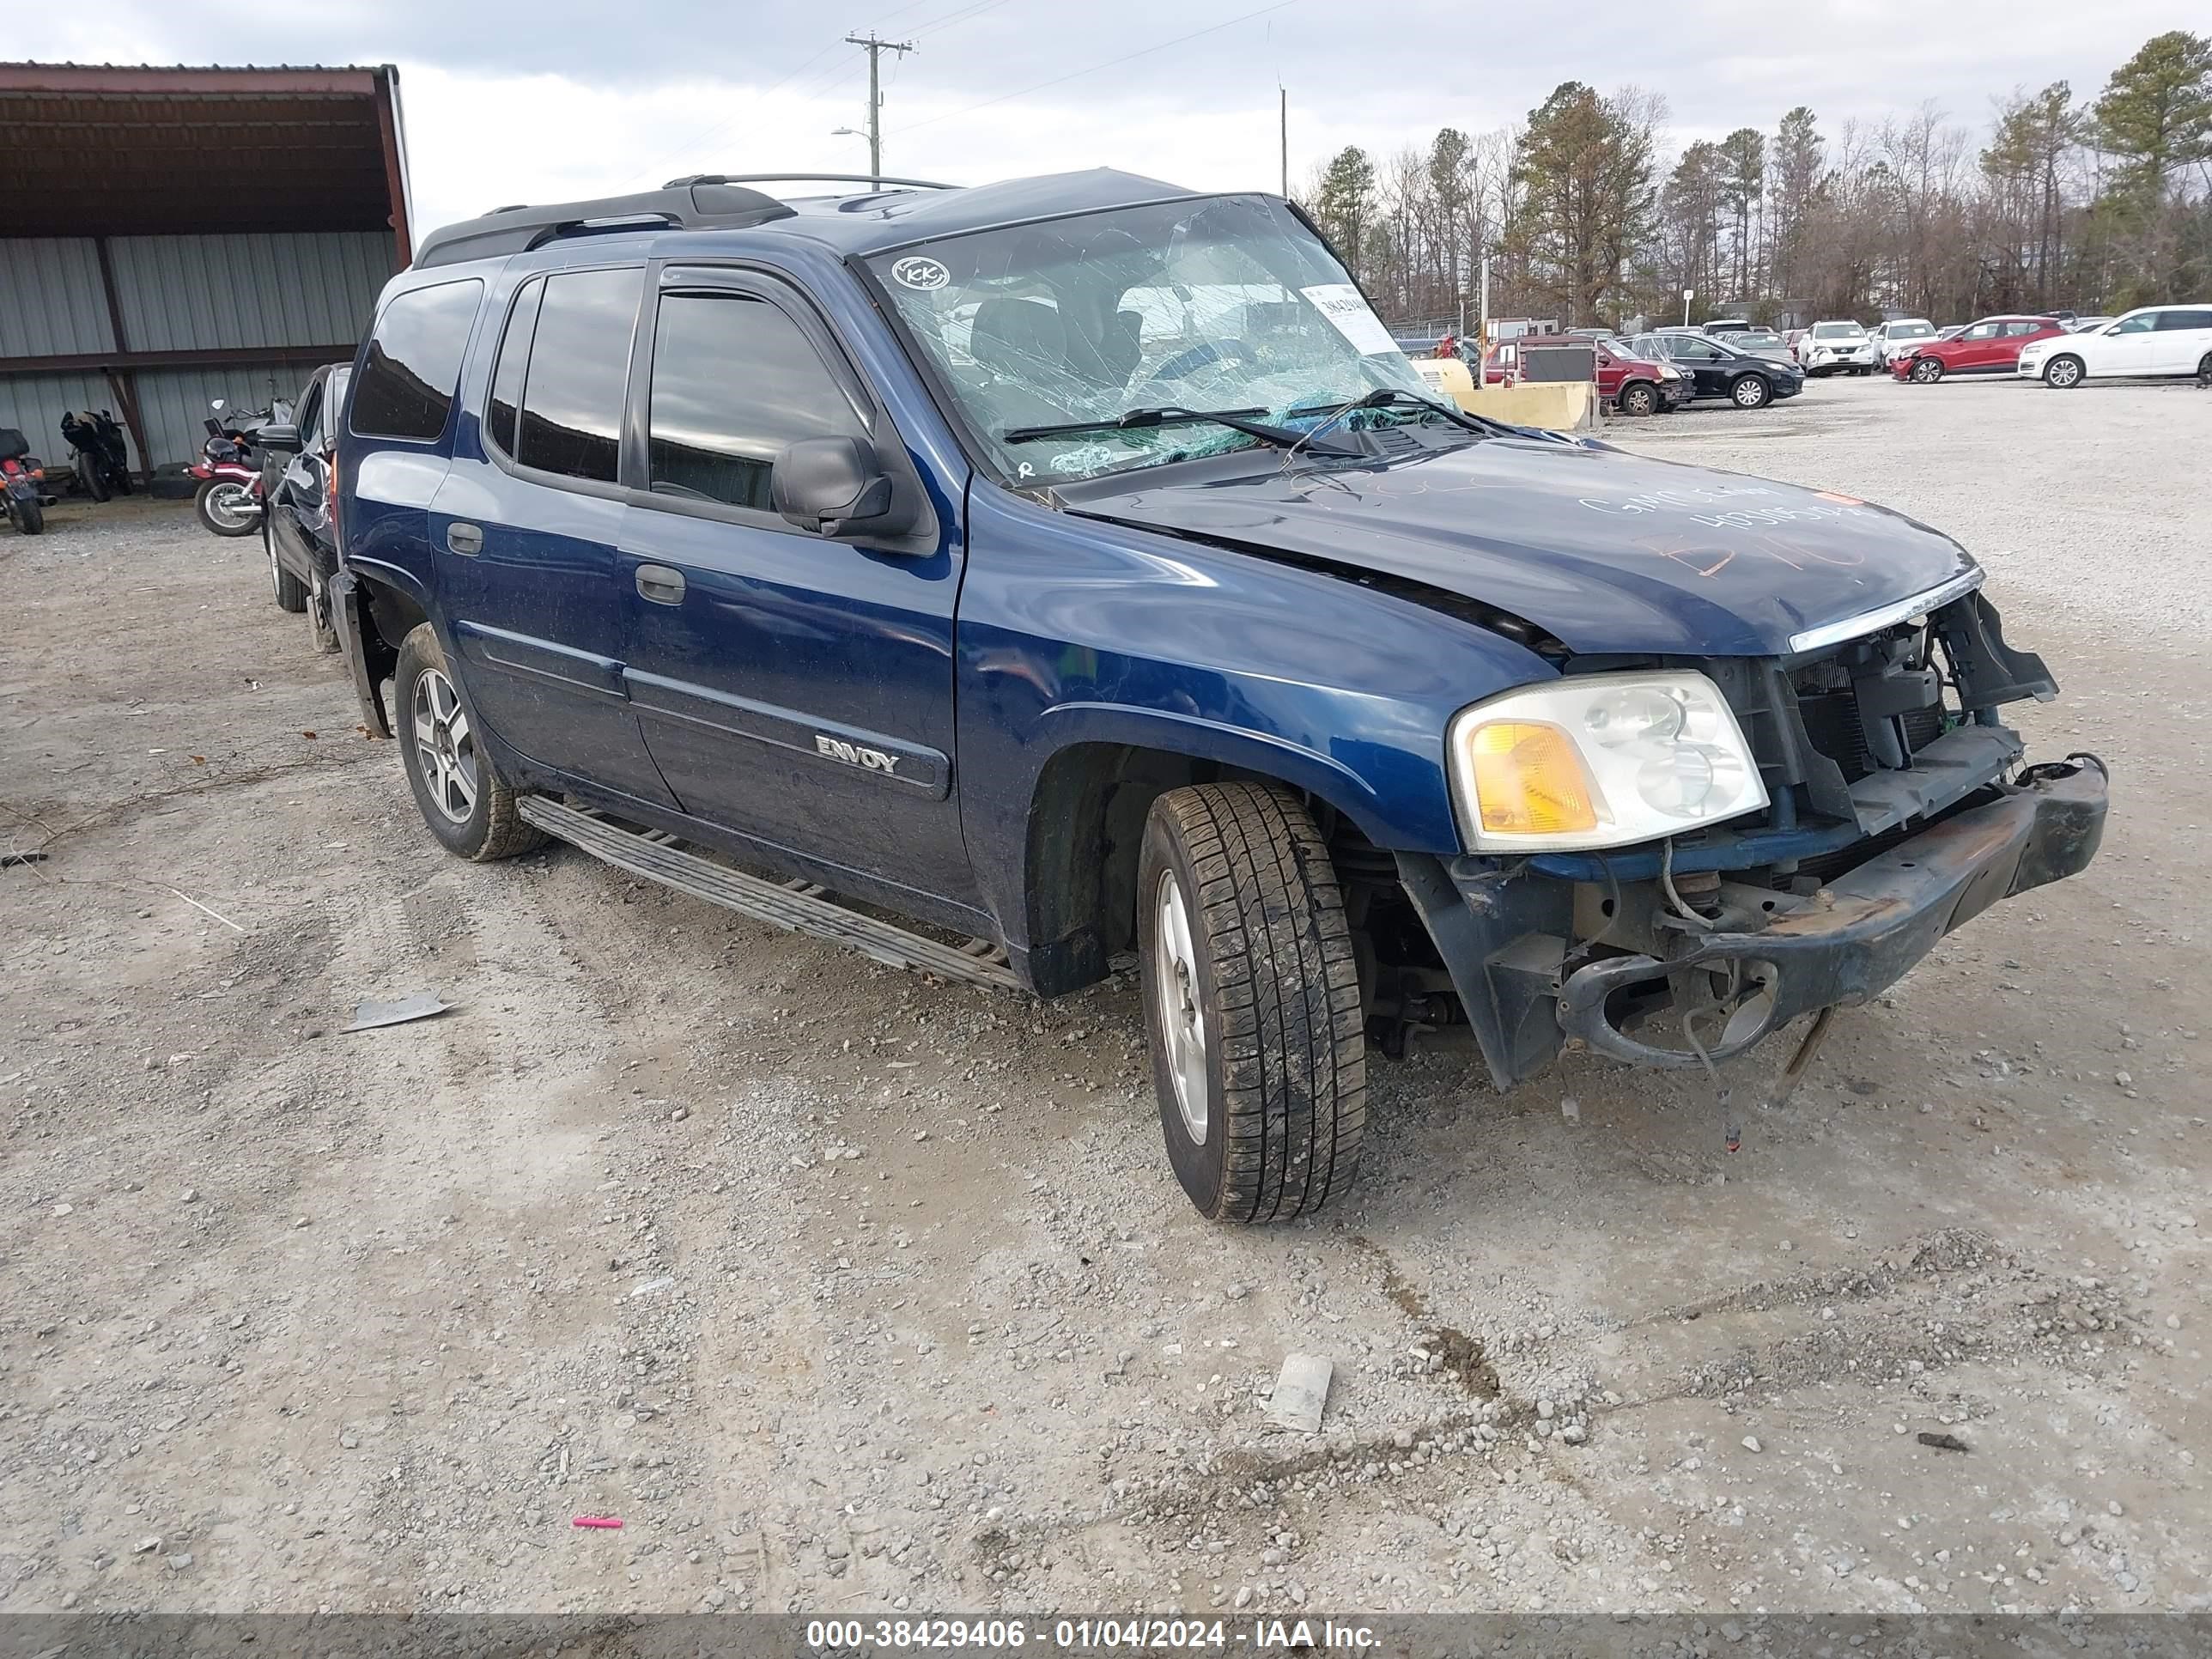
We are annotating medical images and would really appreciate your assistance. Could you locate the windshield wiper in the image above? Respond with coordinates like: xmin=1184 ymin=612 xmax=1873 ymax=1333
xmin=1297 ymin=385 xmax=1521 ymax=438
xmin=1000 ymin=404 xmax=1359 ymax=454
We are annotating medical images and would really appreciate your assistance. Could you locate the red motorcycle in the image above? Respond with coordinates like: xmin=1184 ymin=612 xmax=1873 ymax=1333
xmin=190 ymin=397 xmax=284 ymax=538
xmin=2 ymin=426 xmax=54 ymax=536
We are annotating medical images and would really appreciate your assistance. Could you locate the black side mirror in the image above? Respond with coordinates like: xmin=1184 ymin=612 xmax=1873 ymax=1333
xmin=771 ymin=435 xmax=912 ymax=539
xmin=256 ymin=422 xmax=304 ymax=455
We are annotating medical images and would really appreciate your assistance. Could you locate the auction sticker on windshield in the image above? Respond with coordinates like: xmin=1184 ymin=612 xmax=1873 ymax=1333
xmin=890 ymin=257 xmax=951 ymax=291
xmin=1301 ymin=283 xmax=1399 ymax=356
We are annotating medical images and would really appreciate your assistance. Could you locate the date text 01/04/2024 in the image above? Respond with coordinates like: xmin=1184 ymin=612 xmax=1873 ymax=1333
xmin=801 ymin=1618 xmax=1381 ymax=1650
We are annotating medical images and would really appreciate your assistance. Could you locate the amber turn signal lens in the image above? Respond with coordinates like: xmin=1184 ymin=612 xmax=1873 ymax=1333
xmin=1468 ymin=720 xmax=1599 ymax=836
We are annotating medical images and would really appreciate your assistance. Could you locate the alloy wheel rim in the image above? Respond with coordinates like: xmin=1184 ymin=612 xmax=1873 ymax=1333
xmin=2051 ymin=361 xmax=2079 ymax=386
xmin=207 ymin=482 xmax=256 ymax=531
xmin=267 ymin=534 xmax=282 ymax=599
xmin=410 ymin=667 xmax=479 ymax=824
xmin=1151 ymin=868 xmax=1208 ymax=1143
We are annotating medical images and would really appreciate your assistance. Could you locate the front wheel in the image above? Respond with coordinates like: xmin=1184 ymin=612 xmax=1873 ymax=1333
xmin=1730 ymin=374 xmax=1771 ymax=409
xmin=1619 ymin=381 xmax=1659 ymax=416
xmin=78 ymin=453 xmax=109 ymax=502
xmin=1910 ymin=357 xmax=1944 ymax=384
xmin=2043 ymin=355 xmax=2084 ymax=388
xmin=1138 ymin=781 xmax=1365 ymax=1223
xmin=196 ymin=477 xmax=259 ymax=537
xmin=9 ymin=496 xmax=43 ymax=535
xmin=393 ymin=624 xmax=545 ymax=862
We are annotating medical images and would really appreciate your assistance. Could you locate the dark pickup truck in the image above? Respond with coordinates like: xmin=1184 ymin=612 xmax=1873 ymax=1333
xmin=330 ymin=168 xmax=2107 ymax=1224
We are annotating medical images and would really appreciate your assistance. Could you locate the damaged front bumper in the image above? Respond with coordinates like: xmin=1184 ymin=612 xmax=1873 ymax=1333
xmin=1397 ymin=757 xmax=2107 ymax=1088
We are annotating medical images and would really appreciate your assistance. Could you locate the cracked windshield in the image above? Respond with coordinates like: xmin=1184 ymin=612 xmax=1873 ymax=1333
xmin=870 ymin=193 xmax=1431 ymax=485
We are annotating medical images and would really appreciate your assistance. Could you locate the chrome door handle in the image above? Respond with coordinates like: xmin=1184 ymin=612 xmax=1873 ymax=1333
xmin=635 ymin=564 xmax=686 ymax=605
xmin=446 ymin=521 xmax=483 ymax=556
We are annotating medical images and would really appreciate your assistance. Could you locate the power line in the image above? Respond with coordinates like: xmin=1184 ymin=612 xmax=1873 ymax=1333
xmin=905 ymin=0 xmax=1021 ymax=44
xmin=889 ymin=0 xmax=1301 ymax=137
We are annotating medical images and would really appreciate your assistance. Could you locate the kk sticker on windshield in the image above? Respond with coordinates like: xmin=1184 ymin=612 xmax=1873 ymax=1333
xmin=1300 ymin=284 xmax=1399 ymax=356
xmin=890 ymin=257 xmax=951 ymax=291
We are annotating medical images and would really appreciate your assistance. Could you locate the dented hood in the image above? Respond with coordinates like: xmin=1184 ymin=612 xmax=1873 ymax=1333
xmin=1062 ymin=435 xmax=1978 ymax=657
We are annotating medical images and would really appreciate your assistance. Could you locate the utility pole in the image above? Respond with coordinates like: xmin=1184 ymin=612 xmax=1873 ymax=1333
xmin=844 ymin=32 xmax=915 ymax=189
xmin=1279 ymin=86 xmax=1287 ymax=197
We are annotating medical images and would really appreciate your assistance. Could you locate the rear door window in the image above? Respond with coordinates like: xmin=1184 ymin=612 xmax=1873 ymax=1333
xmin=515 ymin=268 xmax=645 ymax=483
xmin=486 ymin=278 xmax=544 ymax=459
xmin=350 ymin=279 xmax=483 ymax=442
xmin=644 ymin=291 xmax=870 ymax=514
xmin=2155 ymin=309 xmax=2212 ymax=331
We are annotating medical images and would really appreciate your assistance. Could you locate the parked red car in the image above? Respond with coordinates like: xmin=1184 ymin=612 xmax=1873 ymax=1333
xmin=1484 ymin=337 xmax=1688 ymax=414
xmin=1890 ymin=315 xmax=2069 ymax=383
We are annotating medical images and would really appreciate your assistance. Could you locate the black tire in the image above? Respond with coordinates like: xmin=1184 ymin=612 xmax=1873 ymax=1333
xmin=1137 ymin=781 xmax=1365 ymax=1223
xmin=1910 ymin=356 xmax=1944 ymax=384
xmin=393 ymin=623 xmax=545 ymax=862
xmin=1619 ymin=381 xmax=1659 ymax=416
xmin=79 ymin=454 xmax=109 ymax=503
xmin=1730 ymin=374 xmax=1771 ymax=409
xmin=13 ymin=498 xmax=43 ymax=535
xmin=267 ymin=525 xmax=308 ymax=613
xmin=2043 ymin=355 xmax=2084 ymax=388
xmin=307 ymin=570 xmax=342 ymax=653
xmin=195 ymin=477 xmax=258 ymax=537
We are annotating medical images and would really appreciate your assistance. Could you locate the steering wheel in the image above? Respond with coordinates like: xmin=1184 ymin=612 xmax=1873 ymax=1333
xmin=1147 ymin=338 xmax=1258 ymax=382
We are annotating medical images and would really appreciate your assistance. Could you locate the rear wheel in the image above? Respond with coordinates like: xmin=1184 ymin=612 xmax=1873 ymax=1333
xmin=393 ymin=624 xmax=544 ymax=862
xmin=1730 ymin=374 xmax=1771 ymax=409
xmin=1910 ymin=356 xmax=1944 ymax=384
xmin=1619 ymin=381 xmax=1658 ymax=416
xmin=2043 ymin=355 xmax=2084 ymax=388
xmin=10 ymin=497 xmax=43 ymax=535
xmin=2197 ymin=351 xmax=2212 ymax=387
xmin=196 ymin=477 xmax=258 ymax=537
xmin=307 ymin=570 xmax=342 ymax=653
xmin=1138 ymin=781 xmax=1365 ymax=1223
xmin=267 ymin=525 xmax=308 ymax=612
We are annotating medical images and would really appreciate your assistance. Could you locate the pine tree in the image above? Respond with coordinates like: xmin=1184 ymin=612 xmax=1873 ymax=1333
xmin=1717 ymin=127 xmax=1767 ymax=303
xmin=1767 ymin=108 xmax=1825 ymax=310
xmin=1313 ymin=147 xmax=1377 ymax=279
xmin=1505 ymin=82 xmax=1656 ymax=324
xmin=2093 ymin=30 xmax=2212 ymax=209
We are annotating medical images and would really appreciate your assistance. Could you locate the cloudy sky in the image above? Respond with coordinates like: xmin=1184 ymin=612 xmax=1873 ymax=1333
xmin=40 ymin=0 xmax=2203 ymax=234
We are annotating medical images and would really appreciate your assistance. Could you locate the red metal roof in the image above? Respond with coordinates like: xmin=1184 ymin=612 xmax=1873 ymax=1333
xmin=0 ymin=61 xmax=410 ymax=242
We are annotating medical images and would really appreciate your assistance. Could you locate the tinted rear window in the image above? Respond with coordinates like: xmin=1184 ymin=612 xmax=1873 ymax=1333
xmin=516 ymin=268 xmax=643 ymax=484
xmin=2156 ymin=309 xmax=2212 ymax=331
xmin=350 ymin=279 xmax=482 ymax=442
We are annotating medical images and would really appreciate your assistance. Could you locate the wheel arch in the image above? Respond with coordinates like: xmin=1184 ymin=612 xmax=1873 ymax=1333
xmin=1012 ymin=714 xmax=1421 ymax=998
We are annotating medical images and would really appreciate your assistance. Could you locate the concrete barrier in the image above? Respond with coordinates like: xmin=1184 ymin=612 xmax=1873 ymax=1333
xmin=1406 ymin=358 xmax=1596 ymax=431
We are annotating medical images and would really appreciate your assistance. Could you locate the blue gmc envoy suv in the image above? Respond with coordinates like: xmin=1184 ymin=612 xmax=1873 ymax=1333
xmin=331 ymin=169 xmax=2107 ymax=1223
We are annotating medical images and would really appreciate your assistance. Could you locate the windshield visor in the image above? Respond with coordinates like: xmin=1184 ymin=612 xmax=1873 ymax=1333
xmin=868 ymin=194 xmax=1428 ymax=485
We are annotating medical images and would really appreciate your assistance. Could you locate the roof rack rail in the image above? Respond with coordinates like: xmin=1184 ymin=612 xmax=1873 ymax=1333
xmin=412 ymin=179 xmax=797 ymax=269
xmin=664 ymin=172 xmax=959 ymax=192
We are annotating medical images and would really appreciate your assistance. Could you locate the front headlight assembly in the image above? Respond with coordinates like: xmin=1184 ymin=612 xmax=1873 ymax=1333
xmin=1447 ymin=671 xmax=1770 ymax=853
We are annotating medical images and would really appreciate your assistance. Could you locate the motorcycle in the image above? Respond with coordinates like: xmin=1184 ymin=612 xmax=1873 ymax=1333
xmin=1 ymin=426 xmax=54 ymax=536
xmin=59 ymin=409 xmax=133 ymax=501
xmin=190 ymin=398 xmax=282 ymax=538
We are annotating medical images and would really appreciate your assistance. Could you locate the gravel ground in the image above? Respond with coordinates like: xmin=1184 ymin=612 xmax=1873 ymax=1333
xmin=2 ymin=374 xmax=2208 ymax=1618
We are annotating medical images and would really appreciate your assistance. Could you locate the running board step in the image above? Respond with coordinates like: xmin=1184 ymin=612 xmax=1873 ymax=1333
xmin=517 ymin=796 xmax=1021 ymax=993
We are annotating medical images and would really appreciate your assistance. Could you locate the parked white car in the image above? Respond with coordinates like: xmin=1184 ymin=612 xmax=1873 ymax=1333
xmin=1872 ymin=318 xmax=1939 ymax=365
xmin=1802 ymin=319 xmax=1878 ymax=375
xmin=2018 ymin=304 xmax=2212 ymax=386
